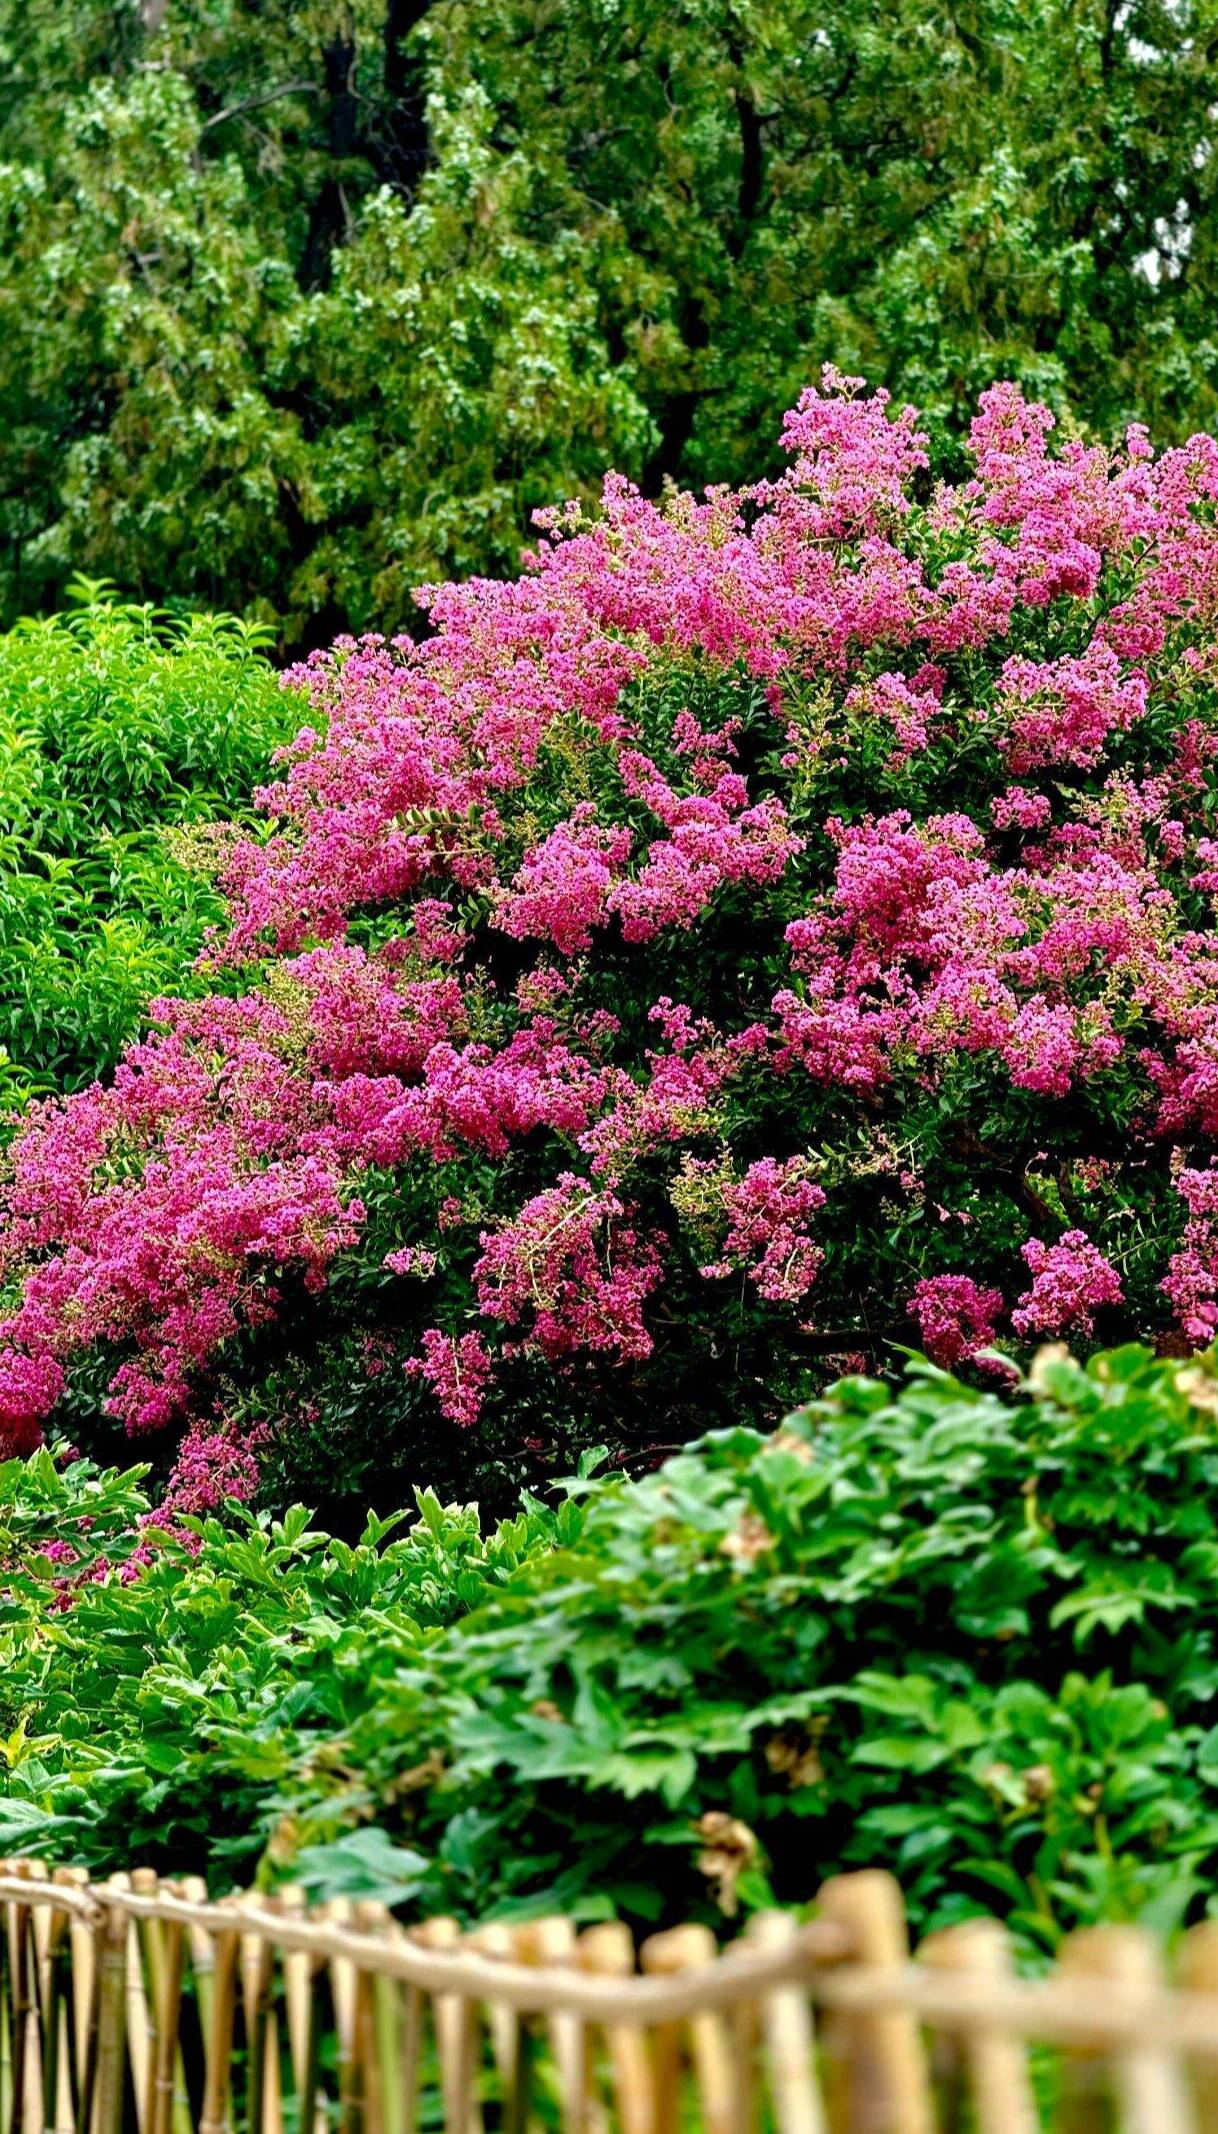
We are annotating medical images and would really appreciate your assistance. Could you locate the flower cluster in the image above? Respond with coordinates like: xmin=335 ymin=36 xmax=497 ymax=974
xmin=907 ymin=1276 xmax=1005 ymax=1370
xmin=1011 ymin=1233 xmax=1124 ymax=1341
xmin=1 ymin=369 xmax=1217 ymax=1483
xmin=699 ymin=1159 xmax=826 ymax=1305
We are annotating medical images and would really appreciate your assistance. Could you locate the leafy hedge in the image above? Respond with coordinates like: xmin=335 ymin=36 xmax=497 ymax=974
xmin=7 ymin=1346 xmax=1218 ymax=1952
xmin=0 ymin=588 xmax=288 ymax=1093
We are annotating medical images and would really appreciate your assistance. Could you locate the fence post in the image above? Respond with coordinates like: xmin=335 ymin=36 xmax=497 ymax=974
xmin=197 ymin=1911 xmax=239 ymax=2134
xmin=1176 ymin=1919 xmax=1218 ymax=2126
xmin=464 ymin=1921 xmax=525 ymax=2127
xmin=742 ymin=1912 xmax=824 ymax=2134
xmin=145 ymin=1882 xmax=186 ymax=2134
xmin=816 ymin=1873 xmax=934 ymax=2134
xmin=518 ymin=1917 xmax=589 ymax=2134
xmin=578 ymin=1923 xmax=653 ymax=2134
xmin=410 ymin=1917 xmax=482 ymax=2134
xmin=1057 ymin=1924 xmax=1195 ymax=2134
xmin=641 ymin=1924 xmax=738 ymax=2134
xmin=918 ymin=1919 xmax=1036 ymax=2134
xmin=92 ymin=1908 xmax=128 ymax=2134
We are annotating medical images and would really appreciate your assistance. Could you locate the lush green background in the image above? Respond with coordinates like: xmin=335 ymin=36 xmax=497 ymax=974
xmin=2 ymin=1 xmax=1216 ymax=643
xmin=0 ymin=586 xmax=289 ymax=1094
xmin=8 ymin=1346 xmax=1218 ymax=1950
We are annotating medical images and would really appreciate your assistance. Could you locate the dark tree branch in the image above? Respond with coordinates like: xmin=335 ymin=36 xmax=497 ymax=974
xmin=641 ymin=296 xmax=711 ymax=492
xmin=724 ymin=29 xmax=764 ymax=259
xmin=379 ymin=0 xmax=433 ymax=193
xmin=298 ymin=36 xmax=359 ymax=293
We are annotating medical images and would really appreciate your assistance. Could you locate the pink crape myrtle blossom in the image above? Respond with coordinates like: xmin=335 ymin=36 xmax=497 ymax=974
xmin=700 ymin=1159 xmax=826 ymax=1304
xmin=1 ymin=368 xmax=1218 ymax=1483
xmin=1012 ymin=1233 xmax=1124 ymax=1340
xmin=494 ymin=807 xmax=633 ymax=955
xmin=407 ymin=1328 xmax=493 ymax=1430
xmin=474 ymin=1175 xmax=662 ymax=1365
xmin=1162 ymin=1165 xmax=1218 ymax=1346
xmin=997 ymin=645 xmax=1149 ymax=773
xmin=158 ymin=1424 xmax=265 ymax=1519
xmin=908 ymin=1276 xmax=1005 ymax=1369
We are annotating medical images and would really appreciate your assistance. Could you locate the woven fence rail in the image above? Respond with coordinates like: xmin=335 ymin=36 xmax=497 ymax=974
xmin=4 ymin=1861 xmax=1218 ymax=2133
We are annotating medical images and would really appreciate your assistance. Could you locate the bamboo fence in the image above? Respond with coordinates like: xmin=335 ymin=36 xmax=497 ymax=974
xmin=4 ymin=1859 xmax=1218 ymax=2132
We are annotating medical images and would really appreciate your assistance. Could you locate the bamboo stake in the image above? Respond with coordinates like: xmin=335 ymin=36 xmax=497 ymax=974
xmin=6 ymin=1863 xmax=33 ymax=2134
xmin=273 ymin=1886 xmax=313 ymax=2104
xmin=365 ymin=1924 xmax=408 ymax=2134
xmin=287 ymin=1929 xmax=323 ymax=2134
xmin=76 ymin=1911 xmax=103 ymax=2134
xmin=21 ymin=1862 xmax=51 ymax=2022
xmin=578 ymin=1924 xmax=653 ymax=2134
xmin=197 ymin=1918 xmax=239 ymax=2134
xmin=146 ymin=1884 xmax=187 ymax=2134
xmin=410 ymin=1919 xmax=482 ymax=2134
xmin=351 ymin=1901 xmax=393 ymax=2134
xmin=638 ymin=1926 xmax=695 ymax=2134
xmin=52 ymin=2003 xmax=74 ymax=2134
xmin=238 ymin=1896 xmax=276 ymax=2134
xmin=178 ymin=1880 xmax=214 ymax=2058
xmin=1177 ymin=1919 xmax=1218 ymax=2127
xmin=464 ymin=1923 xmax=521 ymax=2123
xmin=62 ymin=1868 xmax=97 ymax=2114
xmin=116 ymin=1871 xmax=155 ymax=2134
xmin=816 ymin=1873 xmax=934 ymax=2134
xmin=919 ymin=1920 xmax=1037 ymax=2134
xmin=1055 ymin=1925 xmax=1195 ymax=2134
xmin=314 ymin=1899 xmax=360 ymax=2134
xmin=516 ymin=1918 xmax=585 ymax=2134
xmin=0 ymin=1870 xmax=11 ymax=2134
xmin=131 ymin=1871 xmax=165 ymax=2129
xmin=642 ymin=1926 xmax=738 ymax=2134
xmin=397 ymin=1965 xmax=423 ymax=2134
xmin=42 ymin=1871 xmax=78 ymax=2134
xmin=744 ymin=1912 xmax=824 ymax=2134
xmin=92 ymin=1909 xmax=128 ymax=2134
xmin=18 ymin=1871 xmax=47 ymax=2134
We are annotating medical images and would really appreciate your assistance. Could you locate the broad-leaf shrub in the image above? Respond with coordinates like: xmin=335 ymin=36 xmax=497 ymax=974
xmin=4 ymin=381 xmax=1218 ymax=1497
xmin=6 ymin=1348 xmax=1218 ymax=1950
xmin=0 ymin=589 xmax=289 ymax=1092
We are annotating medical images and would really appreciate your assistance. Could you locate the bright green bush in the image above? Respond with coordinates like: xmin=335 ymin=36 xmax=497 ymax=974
xmin=6 ymin=1344 xmax=1218 ymax=1951
xmin=0 ymin=586 xmax=289 ymax=1092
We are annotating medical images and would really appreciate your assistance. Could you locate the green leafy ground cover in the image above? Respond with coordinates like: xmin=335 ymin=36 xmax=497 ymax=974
xmin=6 ymin=1344 xmax=1218 ymax=1953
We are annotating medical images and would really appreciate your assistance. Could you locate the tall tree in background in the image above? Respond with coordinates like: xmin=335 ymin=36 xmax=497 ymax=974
xmin=1 ymin=0 xmax=1216 ymax=642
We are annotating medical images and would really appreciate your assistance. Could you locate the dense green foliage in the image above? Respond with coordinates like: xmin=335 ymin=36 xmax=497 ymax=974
xmin=7 ymin=1345 xmax=1218 ymax=1950
xmin=2 ymin=1 xmax=1217 ymax=640
xmin=0 ymin=588 xmax=289 ymax=1091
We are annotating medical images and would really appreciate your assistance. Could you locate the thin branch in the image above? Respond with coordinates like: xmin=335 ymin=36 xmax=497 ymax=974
xmin=200 ymin=81 xmax=319 ymax=134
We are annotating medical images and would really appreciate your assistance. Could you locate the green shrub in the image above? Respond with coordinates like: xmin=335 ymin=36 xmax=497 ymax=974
xmin=0 ymin=585 xmax=288 ymax=1092
xmin=6 ymin=1345 xmax=1218 ymax=1951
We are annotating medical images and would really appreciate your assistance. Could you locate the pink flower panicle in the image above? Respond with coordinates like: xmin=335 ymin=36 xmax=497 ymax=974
xmin=1012 ymin=1232 xmax=1124 ymax=1340
xmin=908 ymin=1275 xmax=1005 ymax=1369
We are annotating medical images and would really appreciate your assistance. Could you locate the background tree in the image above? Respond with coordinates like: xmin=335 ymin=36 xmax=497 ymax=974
xmin=1 ymin=0 xmax=1216 ymax=642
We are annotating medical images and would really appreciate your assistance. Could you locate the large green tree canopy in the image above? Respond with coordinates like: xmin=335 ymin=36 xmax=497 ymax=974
xmin=2 ymin=0 xmax=1216 ymax=642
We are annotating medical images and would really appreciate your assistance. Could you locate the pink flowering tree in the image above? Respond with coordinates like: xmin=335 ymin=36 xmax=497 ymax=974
xmin=2 ymin=367 xmax=1218 ymax=1511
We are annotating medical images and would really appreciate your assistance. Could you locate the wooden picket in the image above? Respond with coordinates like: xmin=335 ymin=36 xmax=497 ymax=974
xmin=2 ymin=1857 xmax=1218 ymax=2130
